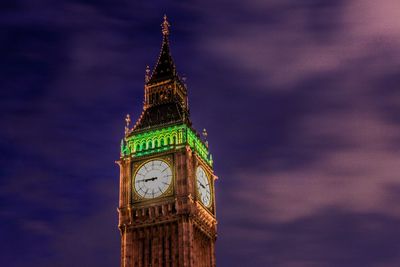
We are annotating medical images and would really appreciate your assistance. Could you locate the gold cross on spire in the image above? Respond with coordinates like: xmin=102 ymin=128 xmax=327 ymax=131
xmin=161 ymin=14 xmax=170 ymax=36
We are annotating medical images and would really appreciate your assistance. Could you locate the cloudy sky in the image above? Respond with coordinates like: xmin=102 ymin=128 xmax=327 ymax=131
xmin=2 ymin=1 xmax=400 ymax=266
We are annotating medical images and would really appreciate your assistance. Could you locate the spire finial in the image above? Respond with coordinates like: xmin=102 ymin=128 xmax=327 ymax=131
xmin=161 ymin=14 xmax=170 ymax=36
xmin=202 ymin=128 xmax=209 ymax=147
xmin=145 ymin=65 xmax=150 ymax=82
xmin=125 ymin=114 xmax=131 ymax=136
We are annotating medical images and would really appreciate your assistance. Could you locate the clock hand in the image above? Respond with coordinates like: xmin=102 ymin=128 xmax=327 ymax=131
xmin=144 ymin=177 xmax=158 ymax=182
xmin=199 ymin=182 xmax=206 ymax=189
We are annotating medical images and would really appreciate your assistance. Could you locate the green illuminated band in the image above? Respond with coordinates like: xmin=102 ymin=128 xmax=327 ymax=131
xmin=121 ymin=124 xmax=213 ymax=166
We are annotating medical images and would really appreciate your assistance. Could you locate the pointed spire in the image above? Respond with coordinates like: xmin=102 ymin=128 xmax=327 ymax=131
xmin=161 ymin=14 xmax=170 ymax=36
xmin=146 ymin=15 xmax=177 ymax=85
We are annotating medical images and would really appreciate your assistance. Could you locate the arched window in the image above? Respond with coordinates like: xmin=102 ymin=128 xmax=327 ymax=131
xmin=160 ymin=138 xmax=164 ymax=147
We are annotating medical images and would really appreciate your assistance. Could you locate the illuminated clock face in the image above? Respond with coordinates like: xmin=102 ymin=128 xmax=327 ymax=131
xmin=134 ymin=160 xmax=172 ymax=199
xmin=196 ymin=166 xmax=212 ymax=207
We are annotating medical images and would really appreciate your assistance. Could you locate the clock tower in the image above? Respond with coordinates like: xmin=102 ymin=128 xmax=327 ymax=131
xmin=117 ymin=16 xmax=217 ymax=267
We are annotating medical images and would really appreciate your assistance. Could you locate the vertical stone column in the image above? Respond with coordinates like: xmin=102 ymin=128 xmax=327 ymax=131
xmin=117 ymin=160 xmax=124 ymax=208
xmin=181 ymin=217 xmax=194 ymax=267
xmin=121 ymin=226 xmax=125 ymax=267
xmin=145 ymin=227 xmax=150 ymax=267
xmin=172 ymin=223 xmax=178 ymax=267
xmin=152 ymin=227 xmax=157 ymax=267
xmin=126 ymin=158 xmax=132 ymax=209
xmin=118 ymin=158 xmax=132 ymax=209
xmin=157 ymin=226 xmax=161 ymax=267
xmin=210 ymin=238 xmax=216 ymax=267
xmin=124 ymin=228 xmax=133 ymax=267
xmin=186 ymin=147 xmax=195 ymax=197
xmin=139 ymin=229 xmax=145 ymax=267
xmin=134 ymin=229 xmax=139 ymax=267
xmin=167 ymin=223 xmax=171 ymax=267
xmin=177 ymin=219 xmax=184 ymax=267
xmin=193 ymin=227 xmax=198 ymax=267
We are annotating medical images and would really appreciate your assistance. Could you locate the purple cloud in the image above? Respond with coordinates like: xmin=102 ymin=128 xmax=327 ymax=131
xmin=2 ymin=1 xmax=400 ymax=266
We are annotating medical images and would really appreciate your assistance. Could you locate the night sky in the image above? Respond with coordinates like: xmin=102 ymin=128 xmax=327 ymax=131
xmin=2 ymin=1 xmax=400 ymax=266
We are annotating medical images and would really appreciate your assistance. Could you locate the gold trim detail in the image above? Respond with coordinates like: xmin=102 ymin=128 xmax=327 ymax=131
xmin=195 ymin=165 xmax=213 ymax=209
xmin=132 ymin=157 xmax=174 ymax=202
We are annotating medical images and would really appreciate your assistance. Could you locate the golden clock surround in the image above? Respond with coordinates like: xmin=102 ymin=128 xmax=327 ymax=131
xmin=131 ymin=155 xmax=175 ymax=202
xmin=195 ymin=164 xmax=213 ymax=209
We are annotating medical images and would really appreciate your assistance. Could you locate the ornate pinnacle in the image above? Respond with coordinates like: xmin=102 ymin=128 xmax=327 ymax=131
xmin=202 ymin=128 xmax=209 ymax=147
xmin=202 ymin=128 xmax=208 ymax=138
xmin=145 ymin=65 xmax=150 ymax=83
xmin=124 ymin=114 xmax=131 ymax=135
xmin=161 ymin=14 xmax=170 ymax=36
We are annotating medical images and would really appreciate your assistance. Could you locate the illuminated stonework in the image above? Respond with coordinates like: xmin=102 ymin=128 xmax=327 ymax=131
xmin=121 ymin=124 xmax=213 ymax=166
xmin=117 ymin=16 xmax=217 ymax=267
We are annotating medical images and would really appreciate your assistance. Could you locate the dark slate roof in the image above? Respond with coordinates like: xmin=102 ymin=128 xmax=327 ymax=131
xmin=132 ymin=102 xmax=190 ymax=131
xmin=146 ymin=36 xmax=177 ymax=85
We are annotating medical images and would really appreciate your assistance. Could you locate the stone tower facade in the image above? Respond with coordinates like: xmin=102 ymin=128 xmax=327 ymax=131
xmin=117 ymin=16 xmax=217 ymax=267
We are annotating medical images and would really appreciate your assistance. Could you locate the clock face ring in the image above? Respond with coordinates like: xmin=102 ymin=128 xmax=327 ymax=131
xmin=196 ymin=166 xmax=212 ymax=207
xmin=133 ymin=159 xmax=173 ymax=199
